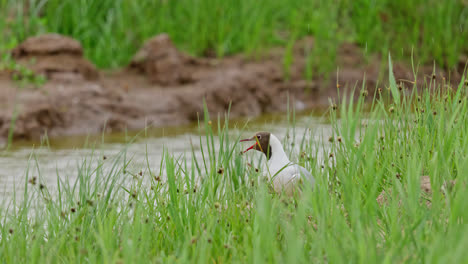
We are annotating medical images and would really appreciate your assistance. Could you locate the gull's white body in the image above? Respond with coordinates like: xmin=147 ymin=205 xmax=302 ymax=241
xmin=265 ymin=134 xmax=315 ymax=194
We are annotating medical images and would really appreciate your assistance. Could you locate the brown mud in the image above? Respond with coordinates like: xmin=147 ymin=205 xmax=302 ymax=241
xmin=0 ymin=34 xmax=464 ymax=143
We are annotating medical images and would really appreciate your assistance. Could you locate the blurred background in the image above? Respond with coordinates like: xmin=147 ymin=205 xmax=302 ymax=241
xmin=0 ymin=0 xmax=467 ymax=147
xmin=2 ymin=0 xmax=467 ymax=68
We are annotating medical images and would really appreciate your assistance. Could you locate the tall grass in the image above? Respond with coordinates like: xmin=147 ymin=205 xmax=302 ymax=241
xmin=1 ymin=64 xmax=467 ymax=262
xmin=0 ymin=0 xmax=467 ymax=70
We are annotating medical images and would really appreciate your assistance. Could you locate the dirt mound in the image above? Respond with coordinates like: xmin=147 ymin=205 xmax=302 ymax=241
xmin=12 ymin=34 xmax=83 ymax=56
xmin=175 ymin=59 xmax=313 ymax=121
xmin=11 ymin=34 xmax=98 ymax=81
xmin=130 ymin=34 xmax=197 ymax=85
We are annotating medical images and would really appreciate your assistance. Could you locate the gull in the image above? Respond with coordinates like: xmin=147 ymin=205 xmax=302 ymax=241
xmin=240 ymin=131 xmax=315 ymax=194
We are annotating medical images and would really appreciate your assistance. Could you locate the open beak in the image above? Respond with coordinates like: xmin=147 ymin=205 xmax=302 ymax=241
xmin=240 ymin=137 xmax=257 ymax=153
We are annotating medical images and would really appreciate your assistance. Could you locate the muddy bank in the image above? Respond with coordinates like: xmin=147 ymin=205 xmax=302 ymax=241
xmin=0 ymin=34 xmax=464 ymax=143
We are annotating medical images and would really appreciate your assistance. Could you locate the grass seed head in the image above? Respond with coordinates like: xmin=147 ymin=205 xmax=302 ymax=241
xmin=28 ymin=177 xmax=37 ymax=185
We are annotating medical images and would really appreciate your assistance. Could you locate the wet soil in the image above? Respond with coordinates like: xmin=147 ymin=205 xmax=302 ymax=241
xmin=0 ymin=34 xmax=464 ymax=144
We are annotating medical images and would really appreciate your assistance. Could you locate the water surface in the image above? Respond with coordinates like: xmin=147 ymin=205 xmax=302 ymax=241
xmin=0 ymin=112 xmax=333 ymax=202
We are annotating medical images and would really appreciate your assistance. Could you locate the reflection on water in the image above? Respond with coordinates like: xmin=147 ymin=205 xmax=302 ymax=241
xmin=0 ymin=111 xmax=333 ymax=202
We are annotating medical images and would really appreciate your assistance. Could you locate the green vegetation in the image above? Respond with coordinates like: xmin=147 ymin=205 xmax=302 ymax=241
xmin=1 ymin=0 xmax=467 ymax=71
xmin=0 ymin=55 xmax=46 ymax=87
xmin=1 ymin=65 xmax=467 ymax=262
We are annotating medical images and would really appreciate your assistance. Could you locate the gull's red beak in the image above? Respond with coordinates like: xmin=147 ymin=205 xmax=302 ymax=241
xmin=240 ymin=137 xmax=257 ymax=153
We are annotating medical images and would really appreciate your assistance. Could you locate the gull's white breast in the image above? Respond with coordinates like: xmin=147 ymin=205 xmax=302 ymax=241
xmin=266 ymin=134 xmax=315 ymax=195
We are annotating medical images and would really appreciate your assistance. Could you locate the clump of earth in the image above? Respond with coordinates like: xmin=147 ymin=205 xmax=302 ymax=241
xmin=11 ymin=34 xmax=99 ymax=81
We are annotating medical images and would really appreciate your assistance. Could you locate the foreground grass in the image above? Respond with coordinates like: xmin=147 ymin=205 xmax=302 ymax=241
xmin=1 ymin=72 xmax=468 ymax=263
xmin=1 ymin=0 xmax=467 ymax=70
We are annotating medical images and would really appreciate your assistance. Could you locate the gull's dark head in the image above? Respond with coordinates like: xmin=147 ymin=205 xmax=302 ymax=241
xmin=240 ymin=131 xmax=271 ymax=159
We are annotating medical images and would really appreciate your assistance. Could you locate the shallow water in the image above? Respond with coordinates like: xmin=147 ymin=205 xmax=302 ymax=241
xmin=0 ymin=112 xmax=333 ymax=202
